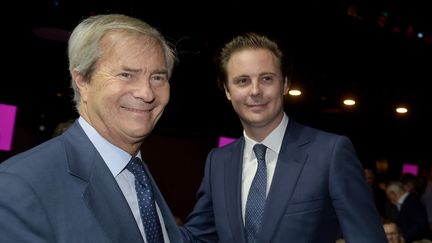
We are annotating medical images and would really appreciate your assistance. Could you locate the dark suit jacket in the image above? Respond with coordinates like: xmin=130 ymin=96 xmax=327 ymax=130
xmin=0 ymin=121 xmax=182 ymax=243
xmin=181 ymin=120 xmax=387 ymax=243
xmin=397 ymin=193 xmax=431 ymax=243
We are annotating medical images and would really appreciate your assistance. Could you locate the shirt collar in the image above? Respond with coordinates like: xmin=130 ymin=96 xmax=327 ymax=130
xmin=78 ymin=117 xmax=140 ymax=177
xmin=397 ymin=192 xmax=409 ymax=210
xmin=243 ymin=113 xmax=289 ymax=157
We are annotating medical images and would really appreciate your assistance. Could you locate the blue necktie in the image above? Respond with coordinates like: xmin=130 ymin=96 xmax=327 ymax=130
xmin=127 ymin=157 xmax=164 ymax=243
xmin=245 ymin=144 xmax=267 ymax=243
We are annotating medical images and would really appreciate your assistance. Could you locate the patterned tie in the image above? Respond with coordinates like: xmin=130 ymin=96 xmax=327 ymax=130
xmin=127 ymin=157 xmax=164 ymax=243
xmin=245 ymin=144 xmax=268 ymax=243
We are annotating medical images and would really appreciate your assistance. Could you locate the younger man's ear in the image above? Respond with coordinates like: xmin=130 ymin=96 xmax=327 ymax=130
xmin=283 ymin=77 xmax=290 ymax=95
xmin=224 ymin=84 xmax=231 ymax=100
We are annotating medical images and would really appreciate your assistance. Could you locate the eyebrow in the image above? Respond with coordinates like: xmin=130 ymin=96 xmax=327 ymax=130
xmin=120 ymin=66 xmax=168 ymax=76
xmin=151 ymin=69 xmax=169 ymax=75
xmin=121 ymin=66 xmax=142 ymax=73
xmin=232 ymin=74 xmax=249 ymax=79
xmin=231 ymin=72 xmax=277 ymax=80
xmin=260 ymin=72 xmax=277 ymax=76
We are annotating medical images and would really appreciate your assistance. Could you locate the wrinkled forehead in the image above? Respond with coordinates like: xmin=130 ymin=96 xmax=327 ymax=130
xmin=100 ymin=30 xmax=159 ymax=52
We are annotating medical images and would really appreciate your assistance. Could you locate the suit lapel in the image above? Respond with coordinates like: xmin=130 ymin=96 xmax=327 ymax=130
xmin=224 ymin=138 xmax=248 ymax=243
xmin=258 ymin=120 xmax=309 ymax=243
xmin=64 ymin=122 xmax=144 ymax=243
xmin=83 ymin=163 xmax=144 ymax=243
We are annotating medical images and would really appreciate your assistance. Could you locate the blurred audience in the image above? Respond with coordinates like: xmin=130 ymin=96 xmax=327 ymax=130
xmin=422 ymin=165 xmax=432 ymax=230
xmin=383 ymin=219 xmax=405 ymax=243
xmin=386 ymin=181 xmax=431 ymax=242
xmin=401 ymin=173 xmax=427 ymax=197
xmin=52 ymin=119 xmax=75 ymax=137
xmin=365 ymin=168 xmax=387 ymax=216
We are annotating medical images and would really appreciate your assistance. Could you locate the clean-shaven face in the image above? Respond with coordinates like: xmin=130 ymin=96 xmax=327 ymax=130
xmin=224 ymin=48 xmax=288 ymax=135
xmin=77 ymin=31 xmax=170 ymax=154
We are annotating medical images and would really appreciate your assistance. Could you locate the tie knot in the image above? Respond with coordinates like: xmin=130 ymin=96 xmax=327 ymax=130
xmin=126 ymin=157 xmax=152 ymax=190
xmin=126 ymin=157 xmax=145 ymax=177
xmin=253 ymin=144 xmax=267 ymax=162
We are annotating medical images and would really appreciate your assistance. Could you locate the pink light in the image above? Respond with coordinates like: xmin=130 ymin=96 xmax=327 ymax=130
xmin=218 ymin=136 xmax=236 ymax=147
xmin=0 ymin=103 xmax=17 ymax=151
xmin=402 ymin=164 xmax=418 ymax=176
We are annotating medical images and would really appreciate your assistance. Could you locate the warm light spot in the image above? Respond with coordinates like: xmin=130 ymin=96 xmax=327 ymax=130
xmin=343 ymin=99 xmax=356 ymax=106
xmin=288 ymin=89 xmax=301 ymax=96
xmin=396 ymin=107 xmax=408 ymax=114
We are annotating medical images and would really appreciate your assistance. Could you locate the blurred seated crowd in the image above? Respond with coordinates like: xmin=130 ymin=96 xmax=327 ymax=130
xmin=340 ymin=164 xmax=432 ymax=243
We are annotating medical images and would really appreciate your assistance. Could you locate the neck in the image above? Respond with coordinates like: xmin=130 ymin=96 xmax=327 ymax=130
xmin=243 ymin=112 xmax=284 ymax=142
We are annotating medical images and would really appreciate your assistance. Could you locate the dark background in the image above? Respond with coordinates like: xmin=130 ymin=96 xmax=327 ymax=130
xmin=1 ymin=0 xmax=431 ymax=221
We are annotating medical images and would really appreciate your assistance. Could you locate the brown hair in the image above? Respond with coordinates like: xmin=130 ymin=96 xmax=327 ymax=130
xmin=216 ymin=32 xmax=289 ymax=90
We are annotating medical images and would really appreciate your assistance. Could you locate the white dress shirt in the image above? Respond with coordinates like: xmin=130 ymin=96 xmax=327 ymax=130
xmin=78 ymin=117 xmax=170 ymax=243
xmin=241 ymin=113 xmax=289 ymax=223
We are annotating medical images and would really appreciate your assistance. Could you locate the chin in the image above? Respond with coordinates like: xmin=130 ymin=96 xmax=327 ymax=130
xmin=127 ymin=125 xmax=152 ymax=136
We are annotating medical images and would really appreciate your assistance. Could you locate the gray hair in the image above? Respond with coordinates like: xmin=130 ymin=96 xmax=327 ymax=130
xmin=68 ymin=14 xmax=176 ymax=110
xmin=386 ymin=181 xmax=405 ymax=194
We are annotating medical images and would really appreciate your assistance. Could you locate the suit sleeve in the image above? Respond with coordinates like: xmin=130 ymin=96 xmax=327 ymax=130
xmin=0 ymin=172 xmax=55 ymax=243
xmin=179 ymin=149 xmax=219 ymax=243
xmin=328 ymin=136 xmax=387 ymax=243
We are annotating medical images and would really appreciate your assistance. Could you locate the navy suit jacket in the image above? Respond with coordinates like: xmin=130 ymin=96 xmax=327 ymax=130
xmin=397 ymin=193 xmax=431 ymax=242
xmin=181 ymin=120 xmax=387 ymax=243
xmin=0 ymin=121 xmax=182 ymax=243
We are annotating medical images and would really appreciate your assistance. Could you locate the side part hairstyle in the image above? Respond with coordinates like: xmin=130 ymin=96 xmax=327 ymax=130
xmin=216 ymin=32 xmax=290 ymax=91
